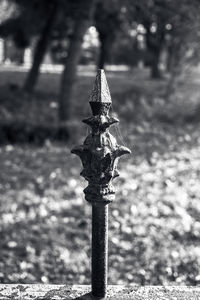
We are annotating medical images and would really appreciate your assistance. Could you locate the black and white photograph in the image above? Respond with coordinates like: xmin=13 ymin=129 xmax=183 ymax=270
xmin=0 ymin=0 xmax=200 ymax=299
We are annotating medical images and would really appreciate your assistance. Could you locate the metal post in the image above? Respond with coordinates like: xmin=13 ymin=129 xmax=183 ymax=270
xmin=92 ymin=205 xmax=108 ymax=297
xmin=71 ymin=69 xmax=131 ymax=298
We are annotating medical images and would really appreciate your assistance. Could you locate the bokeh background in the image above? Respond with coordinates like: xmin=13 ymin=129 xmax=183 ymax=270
xmin=0 ymin=0 xmax=200 ymax=286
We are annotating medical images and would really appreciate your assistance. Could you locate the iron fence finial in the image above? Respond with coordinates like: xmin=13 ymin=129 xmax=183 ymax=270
xmin=71 ymin=69 xmax=131 ymax=298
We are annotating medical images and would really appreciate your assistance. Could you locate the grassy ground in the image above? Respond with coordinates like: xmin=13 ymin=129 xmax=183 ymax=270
xmin=0 ymin=67 xmax=200 ymax=285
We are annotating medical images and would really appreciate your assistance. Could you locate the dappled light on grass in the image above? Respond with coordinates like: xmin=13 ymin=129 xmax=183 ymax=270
xmin=110 ymin=140 xmax=200 ymax=285
xmin=0 ymin=70 xmax=200 ymax=285
xmin=0 ymin=145 xmax=90 ymax=284
xmin=0 ymin=120 xmax=200 ymax=285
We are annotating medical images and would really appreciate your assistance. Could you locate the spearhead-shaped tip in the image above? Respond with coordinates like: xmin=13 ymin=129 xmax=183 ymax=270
xmin=90 ymin=69 xmax=112 ymax=103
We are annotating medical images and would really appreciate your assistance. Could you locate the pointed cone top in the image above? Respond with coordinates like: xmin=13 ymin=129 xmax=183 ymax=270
xmin=90 ymin=69 xmax=112 ymax=103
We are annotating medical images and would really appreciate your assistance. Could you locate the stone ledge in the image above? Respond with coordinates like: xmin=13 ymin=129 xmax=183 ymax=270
xmin=0 ymin=285 xmax=200 ymax=300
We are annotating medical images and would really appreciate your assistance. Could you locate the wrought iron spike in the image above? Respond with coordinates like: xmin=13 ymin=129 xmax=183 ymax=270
xmin=71 ymin=69 xmax=131 ymax=298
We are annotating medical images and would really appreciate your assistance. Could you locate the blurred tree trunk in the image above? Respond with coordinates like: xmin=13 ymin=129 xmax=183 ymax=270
xmin=145 ymin=21 xmax=165 ymax=79
xmin=165 ymin=43 xmax=183 ymax=97
xmin=3 ymin=39 xmax=7 ymax=61
xmin=98 ymin=34 xmax=111 ymax=69
xmin=166 ymin=43 xmax=174 ymax=73
xmin=58 ymin=0 xmax=96 ymax=122
xmin=95 ymin=1 xmax=122 ymax=71
xmin=23 ymin=2 xmax=58 ymax=93
xmin=3 ymin=39 xmax=7 ymax=62
xmin=150 ymin=48 xmax=161 ymax=78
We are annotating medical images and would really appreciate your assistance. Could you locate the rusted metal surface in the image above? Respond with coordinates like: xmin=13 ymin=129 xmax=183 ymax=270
xmin=71 ymin=70 xmax=131 ymax=298
xmin=0 ymin=285 xmax=200 ymax=299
